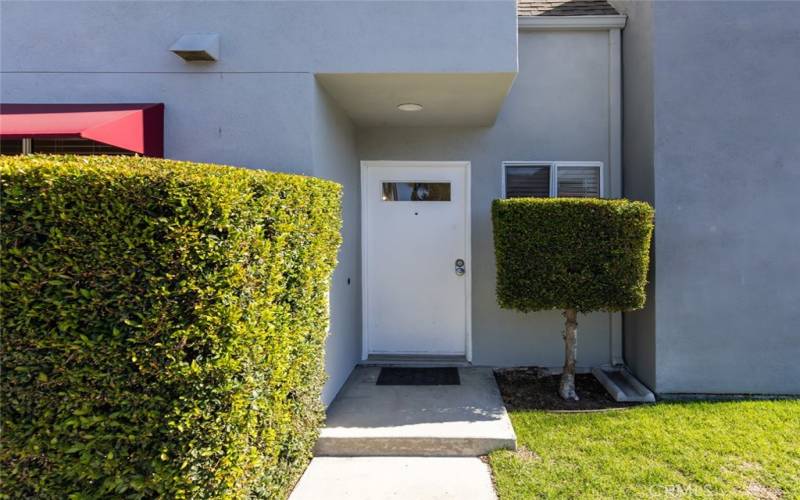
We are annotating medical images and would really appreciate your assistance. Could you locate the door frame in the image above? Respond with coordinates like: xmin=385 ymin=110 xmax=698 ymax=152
xmin=360 ymin=160 xmax=472 ymax=361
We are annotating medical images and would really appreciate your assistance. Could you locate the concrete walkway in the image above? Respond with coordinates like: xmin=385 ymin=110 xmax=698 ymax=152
xmin=290 ymin=457 xmax=497 ymax=500
xmin=315 ymin=367 xmax=516 ymax=456
xmin=291 ymin=367 xmax=512 ymax=499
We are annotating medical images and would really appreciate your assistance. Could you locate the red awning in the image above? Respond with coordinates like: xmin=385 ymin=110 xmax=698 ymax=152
xmin=0 ymin=103 xmax=164 ymax=157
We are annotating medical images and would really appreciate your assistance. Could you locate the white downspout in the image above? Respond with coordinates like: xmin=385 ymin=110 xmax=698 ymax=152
xmin=609 ymin=27 xmax=624 ymax=366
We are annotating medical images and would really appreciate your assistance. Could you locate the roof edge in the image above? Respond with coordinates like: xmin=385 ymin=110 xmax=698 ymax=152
xmin=518 ymin=14 xmax=626 ymax=30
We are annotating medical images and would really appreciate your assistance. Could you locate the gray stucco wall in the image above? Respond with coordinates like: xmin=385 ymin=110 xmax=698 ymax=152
xmin=0 ymin=0 xmax=516 ymax=74
xmin=312 ymin=82 xmax=362 ymax=405
xmin=653 ymin=0 xmax=800 ymax=394
xmin=615 ymin=0 xmax=800 ymax=394
xmin=357 ymin=30 xmax=621 ymax=368
xmin=613 ymin=0 xmax=656 ymax=389
xmin=0 ymin=0 xmax=514 ymax=403
xmin=1 ymin=0 xmax=626 ymax=394
xmin=0 ymin=72 xmax=316 ymax=173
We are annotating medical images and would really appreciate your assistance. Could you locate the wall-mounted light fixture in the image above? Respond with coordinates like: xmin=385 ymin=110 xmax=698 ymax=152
xmin=170 ymin=33 xmax=220 ymax=62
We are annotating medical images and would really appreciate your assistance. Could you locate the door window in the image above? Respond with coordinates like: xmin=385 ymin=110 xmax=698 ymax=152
xmin=382 ymin=182 xmax=451 ymax=201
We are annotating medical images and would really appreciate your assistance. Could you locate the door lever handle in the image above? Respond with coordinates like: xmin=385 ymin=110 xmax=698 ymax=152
xmin=455 ymin=259 xmax=466 ymax=276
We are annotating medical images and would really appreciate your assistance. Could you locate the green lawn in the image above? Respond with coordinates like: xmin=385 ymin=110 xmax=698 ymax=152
xmin=489 ymin=400 xmax=800 ymax=499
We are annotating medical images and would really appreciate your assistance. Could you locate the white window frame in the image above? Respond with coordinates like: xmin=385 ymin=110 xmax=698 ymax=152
xmin=501 ymin=161 xmax=604 ymax=198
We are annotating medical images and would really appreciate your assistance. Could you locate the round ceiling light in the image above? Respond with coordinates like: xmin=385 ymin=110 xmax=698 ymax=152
xmin=397 ymin=103 xmax=423 ymax=112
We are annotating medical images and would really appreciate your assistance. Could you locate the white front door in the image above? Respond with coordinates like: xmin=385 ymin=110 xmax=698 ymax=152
xmin=362 ymin=161 xmax=470 ymax=358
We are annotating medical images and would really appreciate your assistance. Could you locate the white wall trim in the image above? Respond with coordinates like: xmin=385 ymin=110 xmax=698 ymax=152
xmin=608 ymin=28 xmax=624 ymax=365
xmin=610 ymin=312 xmax=623 ymax=366
xmin=360 ymin=161 xmax=472 ymax=362
xmin=608 ymin=28 xmax=622 ymax=199
xmin=518 ymin=15 xmax=627 ymax=31
xmin=360 ymin=163 xmax=369 ymax=361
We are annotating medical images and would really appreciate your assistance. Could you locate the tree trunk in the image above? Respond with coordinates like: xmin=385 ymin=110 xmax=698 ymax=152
xmin=559 ymin=308 xmax=579 ymax=401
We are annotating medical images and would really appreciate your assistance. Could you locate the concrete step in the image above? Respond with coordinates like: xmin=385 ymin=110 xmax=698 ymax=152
xmin=363 ymin=354 xmax=471 ymax=367
xmin=315 ymin=434 xmax=516 ymax=457
xmin=315 ymin=367 xmax=517 ymax=457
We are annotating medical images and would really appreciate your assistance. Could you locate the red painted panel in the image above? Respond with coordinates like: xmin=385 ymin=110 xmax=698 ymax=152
xmin=0 ymin=103 xmax=164 ymax=157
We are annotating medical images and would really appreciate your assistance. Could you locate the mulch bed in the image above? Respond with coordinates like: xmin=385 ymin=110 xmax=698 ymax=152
xmin=494 ymin=367 xmax=641 ymax=412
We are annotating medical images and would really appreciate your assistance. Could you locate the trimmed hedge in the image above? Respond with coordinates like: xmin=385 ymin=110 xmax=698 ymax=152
xmin=0 ymin=156 xmax=342 ymax=498
xmin=492 ymin=198 xmax=653 ymax=313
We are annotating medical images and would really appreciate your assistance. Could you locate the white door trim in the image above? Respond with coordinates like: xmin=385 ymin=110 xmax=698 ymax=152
xmin=360 ymin=160 xmax=472 ymax=361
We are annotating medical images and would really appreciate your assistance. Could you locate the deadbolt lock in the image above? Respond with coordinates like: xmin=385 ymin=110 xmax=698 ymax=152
xmin=455 ymin=259 xmax=466 ymax=276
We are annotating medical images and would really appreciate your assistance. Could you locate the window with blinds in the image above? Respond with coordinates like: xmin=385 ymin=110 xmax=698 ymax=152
xmin=0 ymin=139 xmax=23 ymax=155
xmin=556 ymin=166 xmax=600 ymax=198
xmin=0 ymin=137 xmax=133 ymax=156
xmin=31 ymin=138 xmax=133 ymax=155
xmin=504 ymin=165 xmax=551 ymax=198
xmin=503 ymin=162 xmax=602 ymax=198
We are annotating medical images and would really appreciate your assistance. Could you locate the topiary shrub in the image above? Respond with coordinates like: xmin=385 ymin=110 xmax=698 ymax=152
xmin=0 ymin=155 xmax=342 ymax=498
xmin=492 ymin=198 xmax=653 ymax=400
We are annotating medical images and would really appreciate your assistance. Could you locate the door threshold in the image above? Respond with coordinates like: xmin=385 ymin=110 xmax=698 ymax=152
xmin=363 ymin=354 xmax=471 ymax=367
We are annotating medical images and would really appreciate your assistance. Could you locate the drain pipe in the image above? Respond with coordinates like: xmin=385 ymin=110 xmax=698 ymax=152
xmin=610 ymin=311 xmax=623 ymax=366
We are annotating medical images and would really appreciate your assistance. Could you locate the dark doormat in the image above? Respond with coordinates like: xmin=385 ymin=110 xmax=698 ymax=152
xmin=376 ymin=367 xmax=460 ymax=386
